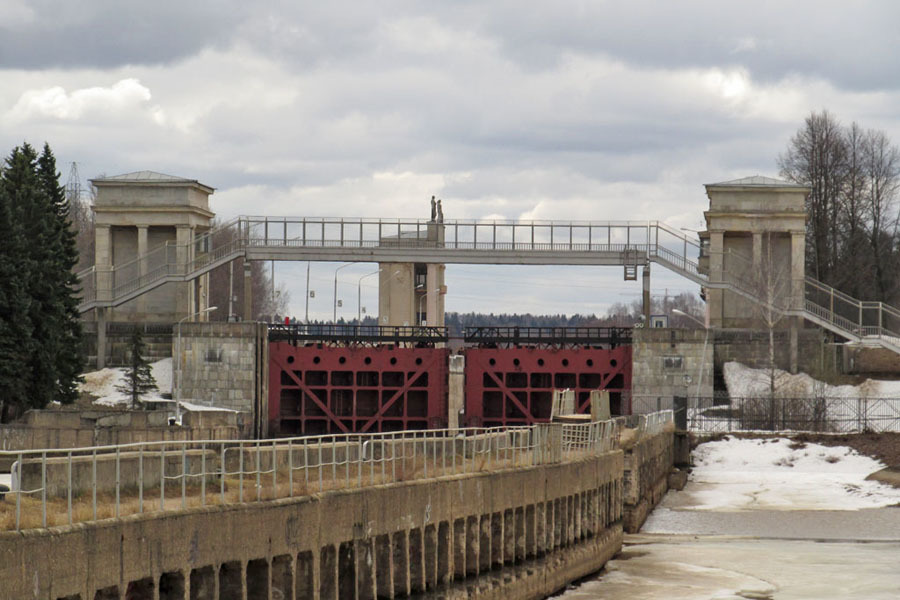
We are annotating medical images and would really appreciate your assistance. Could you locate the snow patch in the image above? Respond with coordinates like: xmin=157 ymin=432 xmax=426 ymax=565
xmin=680 ymin=437 xmax=900 ymax=511
xmin=79 ymin=358 xmax=172 ymax=407
xmin=724 ymin=361 xmax=900 ymax=399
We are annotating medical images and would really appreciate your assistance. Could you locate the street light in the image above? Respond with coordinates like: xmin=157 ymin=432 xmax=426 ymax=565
xmin=358 ymin=268 xmax=381 ymax=324
xmin=333 ymin=263 xmax=354 ymax=323
xmin=176 ymin=306 xmax=218 ymax=422
xmin=358 ymin=268 xmax=402 ymax=323
xmin=417 ymin=288 xmax=441 ymax=325
xmin=672 ymin=308 xmax=708 ymax=399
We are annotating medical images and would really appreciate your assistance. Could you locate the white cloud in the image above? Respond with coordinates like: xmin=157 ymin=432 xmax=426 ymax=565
xmin=7 ymin=78 xmax=155 ymax=122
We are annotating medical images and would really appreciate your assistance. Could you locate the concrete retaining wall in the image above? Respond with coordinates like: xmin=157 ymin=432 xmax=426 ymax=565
xmin=621 ymin=428 xmax=674 ymax=533
xmin=0 ymin=452 xmax=624 ymax=600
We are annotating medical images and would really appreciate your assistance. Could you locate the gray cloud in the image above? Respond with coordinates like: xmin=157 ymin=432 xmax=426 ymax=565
xmin=3 ymin=2 xmax=900 ymax=316
xmin=0 ymin=1 xmax=250 ymax=68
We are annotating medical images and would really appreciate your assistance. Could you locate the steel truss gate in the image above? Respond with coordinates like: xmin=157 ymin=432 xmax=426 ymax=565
xmin=269 ymin=343 xmax=449 ymax=435
xmin=463 ymin=346 xmax=632 ymax=427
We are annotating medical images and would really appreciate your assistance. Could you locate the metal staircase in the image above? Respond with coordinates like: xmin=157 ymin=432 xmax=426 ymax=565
xmin=76 ymin=216 xmax=900 ymax=355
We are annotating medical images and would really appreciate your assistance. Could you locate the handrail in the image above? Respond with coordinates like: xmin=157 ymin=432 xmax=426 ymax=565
xmin=0 ymin=414 xmax=653 ymax=531
xmin=74 ymin=216 xmax=900 ymax=355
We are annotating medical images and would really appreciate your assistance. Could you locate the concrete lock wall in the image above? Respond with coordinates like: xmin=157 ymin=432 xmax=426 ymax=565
xmin=621 ymin=428 xmax=675 ymax=533
xmin=0 ymin=452 xmax=634 ymax=600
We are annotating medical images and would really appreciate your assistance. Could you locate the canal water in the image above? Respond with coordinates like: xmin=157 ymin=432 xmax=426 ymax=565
xmin=558 ymin=437 xmax=900 ymax=599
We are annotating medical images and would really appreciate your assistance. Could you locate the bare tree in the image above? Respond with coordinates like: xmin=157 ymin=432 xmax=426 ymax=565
xmin=205 ymin=222 xmax=289 ymax=321
xmin=837 ymin=122 xmax=870 ymax=298
xmin=778 ymin=110 xmax=848 ymax=285
xmin=749 ymin=233 xmax=791 ymax=426
xmin=862 ymin=129 xmax=900 ymax=300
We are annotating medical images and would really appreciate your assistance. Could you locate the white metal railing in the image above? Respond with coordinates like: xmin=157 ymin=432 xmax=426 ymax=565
xmin=76 ymin=217 xmax=702 ymax=311
xmin=0 ymin=417 xmax=640 ymax=531
xmin=74 ymin=214 xmax=900 ymax=353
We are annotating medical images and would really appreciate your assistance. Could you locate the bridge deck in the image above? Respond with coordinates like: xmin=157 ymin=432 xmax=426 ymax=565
xmin=75 ymin=216 xmax=900 ymax=355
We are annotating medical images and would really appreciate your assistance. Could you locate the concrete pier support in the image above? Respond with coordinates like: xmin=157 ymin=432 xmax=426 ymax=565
xmin=448 ymin=354 xmax=465 ymax=429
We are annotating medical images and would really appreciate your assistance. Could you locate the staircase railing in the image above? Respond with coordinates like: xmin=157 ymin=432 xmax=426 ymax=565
xmin=74 ymin=216 xmax=900 ymax=354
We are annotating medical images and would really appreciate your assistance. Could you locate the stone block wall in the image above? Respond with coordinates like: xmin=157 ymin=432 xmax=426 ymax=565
xmin=713 ymin=328 xmax=836 ymax=378
xmin=0 ymin=409 xmax=240 ymax=454
xmin=176 ymin=322 xmax=268 ymax=435
xmin=632 ymin=328 xmax=714 ymax=403
xmin=842 ymin=344 xmax=900 ymax=376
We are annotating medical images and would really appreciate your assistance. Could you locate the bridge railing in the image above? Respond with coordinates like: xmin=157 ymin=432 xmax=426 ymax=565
xmin=76 ymin=217 xmax=705 ymax=310
xmin=0 ymin=414 xmax=663 ymax=531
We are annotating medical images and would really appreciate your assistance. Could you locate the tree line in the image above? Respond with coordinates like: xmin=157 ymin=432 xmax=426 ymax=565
xmin=779 ymin=110 xmax=900 ymax=302
xmin=0 ymin=143 xmax=84 ymax=421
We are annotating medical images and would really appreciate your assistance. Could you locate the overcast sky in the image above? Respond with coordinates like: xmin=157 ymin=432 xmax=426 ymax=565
xmin=3 ymin=1 xmax=900 ymax=320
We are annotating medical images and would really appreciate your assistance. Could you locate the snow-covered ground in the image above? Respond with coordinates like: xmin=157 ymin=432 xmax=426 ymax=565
xmin=664 ymin=436 xmax=899 ymax=511
xmin=79 ymin=358 xmax=172 ymax=406
xmin=565 ymin=435 xmax=900 ymax=599
xmin=724 ymin=361 xmax=900 ymax=399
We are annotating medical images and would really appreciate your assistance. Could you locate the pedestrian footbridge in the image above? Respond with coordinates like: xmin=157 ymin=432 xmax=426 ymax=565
xmin=77 ymin=216 xmax=900 ymax=354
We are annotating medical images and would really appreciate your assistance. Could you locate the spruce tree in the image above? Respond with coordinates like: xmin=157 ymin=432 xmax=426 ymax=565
xmin=116 ymin=329 xmax=158 ymax=408
xmin=0 ymin=142 xmax=86 ymax=420
xmin=0 ymin=175 xmax=33 ymax=421
xmin=37 ymin=144 xmax=85 ymax=403
xmin=3 ymin=144 xmax=57 ymax=409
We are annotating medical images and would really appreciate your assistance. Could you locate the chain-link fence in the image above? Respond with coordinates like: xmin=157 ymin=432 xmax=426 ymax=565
xmin=633 ymin=395 xmax=900 ymax=433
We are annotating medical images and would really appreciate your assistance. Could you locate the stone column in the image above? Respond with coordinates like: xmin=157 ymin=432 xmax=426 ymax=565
xmin=176 ymin=225 xmax=193 ymax=319
xmin=94 ymin=225 xmax=113 ymax=367
xmin=448 ymin=355 xmax=465 ymax=428
xmin=94 ymin=225 xmax=113 ymax=302
xmin=426 ymin=264 xmax=441 ymax=326
xmin=752 ymin=231 xmax=762 ymax=268
xmin=790 ymin=231 xmax=805 ymax=375
xmin=137 ymin=226 xmax=148 ymax=316
xmin=707 ymin=231 xmax=725 ymax=327
xmin=790 ymin=231 xmax=805 ymax=311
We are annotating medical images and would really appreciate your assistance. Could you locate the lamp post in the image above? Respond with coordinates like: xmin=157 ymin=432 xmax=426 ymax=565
xmin=176 ymin=306 xmax=218 ymax=422
xmin=417 ymin=288 xmax=440 ymax=325
xmin=359 ymin=269 xmax=402 ymax=324
xmin=358 ymin=268 xmax=382 ymax=324
xmin=672 ymin=308 xmax=708 ymax=399
xmin=333 ymin=263 xmax=353 ymax=323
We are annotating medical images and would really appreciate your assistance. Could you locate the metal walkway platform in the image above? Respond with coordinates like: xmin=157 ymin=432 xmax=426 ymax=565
xmin=76 ymin=216 xmax=900 ymax=355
